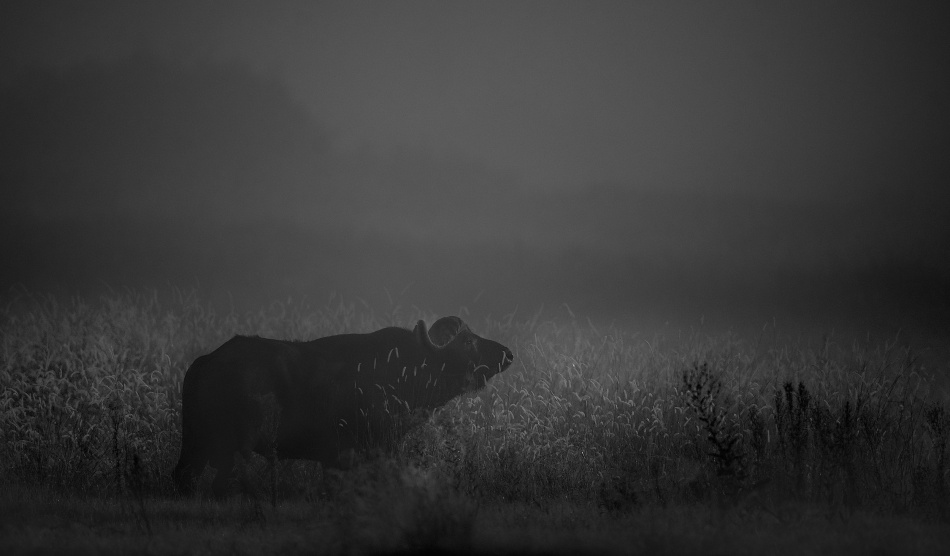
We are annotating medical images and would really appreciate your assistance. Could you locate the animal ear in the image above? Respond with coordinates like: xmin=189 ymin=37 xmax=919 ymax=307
xmin=414 ymin=320 xmax=438 ymax=352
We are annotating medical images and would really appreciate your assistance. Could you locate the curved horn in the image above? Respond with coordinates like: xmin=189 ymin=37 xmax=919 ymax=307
xmin=427 ymin=316 xmax=467 ymax=347
xmin=413 ymin=320 xmax=439 ymax=352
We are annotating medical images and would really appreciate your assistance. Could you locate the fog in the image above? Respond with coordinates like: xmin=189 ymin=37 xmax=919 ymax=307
xmin=1 ymin=2 xmax=947 ymax=362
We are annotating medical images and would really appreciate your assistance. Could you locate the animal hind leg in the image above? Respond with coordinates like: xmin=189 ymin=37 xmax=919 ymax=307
xmin=209 ymin=451 xmax=236 ymax=499
xmin=172 ymin=451 xmax=207 ymax=496
xmin=172 ymin=421 xmax=209 ymax=496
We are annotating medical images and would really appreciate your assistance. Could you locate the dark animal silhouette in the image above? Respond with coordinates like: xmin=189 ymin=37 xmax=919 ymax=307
xmin=172 ymin=316 xmax=513 ymax=496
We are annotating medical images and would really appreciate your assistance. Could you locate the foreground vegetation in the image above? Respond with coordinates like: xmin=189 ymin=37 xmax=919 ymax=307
xmin=1 ymin=288 xmax=948 ymax=554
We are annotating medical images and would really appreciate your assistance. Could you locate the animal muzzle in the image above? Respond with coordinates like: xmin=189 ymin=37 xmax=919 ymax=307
xmin=501 ymin=348 xmax=514 ymax=371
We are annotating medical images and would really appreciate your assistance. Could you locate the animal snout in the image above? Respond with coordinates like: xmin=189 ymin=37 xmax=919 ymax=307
xmin=502 ymin=348 xmax=514 ymax=364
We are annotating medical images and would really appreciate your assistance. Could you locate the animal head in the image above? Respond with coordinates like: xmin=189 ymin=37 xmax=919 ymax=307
xmin=413 ymin=316 xmax=513 ymax=391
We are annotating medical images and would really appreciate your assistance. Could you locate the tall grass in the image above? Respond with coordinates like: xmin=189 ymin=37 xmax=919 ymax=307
xmin=0 ymin=287 xmax=946 ymax=524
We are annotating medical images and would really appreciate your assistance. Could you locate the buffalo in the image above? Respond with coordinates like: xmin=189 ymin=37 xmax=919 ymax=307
xmin=172 ymin=316 xmax=513 ymax=496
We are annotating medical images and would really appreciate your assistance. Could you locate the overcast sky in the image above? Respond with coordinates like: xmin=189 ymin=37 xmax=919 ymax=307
xmin=5 ymin=1 xmax=948 ymax=196
xmin=1 ymin=1 xmax=947 ymax=342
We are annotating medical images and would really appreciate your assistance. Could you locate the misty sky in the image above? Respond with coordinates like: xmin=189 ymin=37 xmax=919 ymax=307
xmin=5 ymin=2 xmax=947 ymax=195
xmin=1 ymin=1 xmax=948 ymax=344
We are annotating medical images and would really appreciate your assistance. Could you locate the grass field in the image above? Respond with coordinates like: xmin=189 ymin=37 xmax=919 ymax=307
xmin=1 ymin=288 xmax=948 ymax=555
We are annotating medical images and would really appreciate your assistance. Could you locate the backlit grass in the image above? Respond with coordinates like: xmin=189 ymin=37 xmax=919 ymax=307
xmin=1 ymin=288 xmax=948 ymax=554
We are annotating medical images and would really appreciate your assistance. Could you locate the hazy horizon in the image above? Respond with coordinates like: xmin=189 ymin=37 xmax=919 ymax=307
xmin=1 ymin=2 xmax=947 ymax=364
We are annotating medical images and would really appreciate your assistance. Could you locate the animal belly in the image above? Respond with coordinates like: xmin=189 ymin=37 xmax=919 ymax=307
xmin=266 ymin=421 xmax=351 ymax=462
